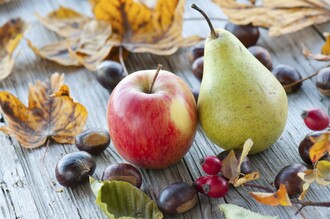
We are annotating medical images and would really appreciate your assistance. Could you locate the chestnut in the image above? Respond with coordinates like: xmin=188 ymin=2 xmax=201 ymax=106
xmin=217 ymin=150 xmax=253 ymax=174
xmin=157 ymin=182 xmax=197 ymax=215
xmin=192 ymin=56 xmax=203 ymax=80
xmin=55 ymin=151 xmax=96 ymax=187
xmin=316 ymin=67 xmax=330 ymax=96
xmin=299 ymin=131 xmax=330 ymax=165
xmin=94 ymin=60 xmax=125 ymax=92
xmin=248 ymin=46 xmax=273 ymax=70
xmin=75 ymin=128 xmax=110 ymax=155
xmin=188 ymin=42 xmax=204 ymax=63
xmin=101 ymin=163 xmax=142 ymax=188
xmin=274 ymin=163 xmax=307 ymax=198
xmin=272 ymin=64 xmax=302 ymax=93
xmin=224 ymin=22 xmax=259 ymax=47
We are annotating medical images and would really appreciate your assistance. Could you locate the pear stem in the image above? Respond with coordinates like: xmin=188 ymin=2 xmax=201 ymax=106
xmin=191 ymin=4 xmax=218 ymax=39
xmin=148 ymin=64 xmax=162 ymax=94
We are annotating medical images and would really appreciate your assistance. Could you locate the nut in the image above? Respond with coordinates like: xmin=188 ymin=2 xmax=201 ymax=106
xmin=75 ymin=128 xmax=110 ymax=155
xmin=157 ymin=182 xmax=197 ymax=215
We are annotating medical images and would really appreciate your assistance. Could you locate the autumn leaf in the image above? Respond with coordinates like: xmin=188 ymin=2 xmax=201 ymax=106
xmin=28 ymin=7 xmax=113 ymax=70
xmin=221 ymin=139 xmax=260 ymax=187
xmin=67 ymin=20 xmax=114 ymax=70
xmin=309 ymin=132 xmax=330 ymax=163
xmin=35 ymin=6 xmax=92 ymax=38
xmin=90 ymin=0 xmax=203 ymax=55
xmin=0 ymin=18 xmax=27 ymax=80
xmin=298 ymin=160 xmax=330 ymax=200
xmin=250 ymin=184 xmax=292 ymax=206
xmin=27 ymin=39 xmax=81 ymax=67
xmin=0 ymin=73 xmax=88 ymax=148
xmin=213 ymin=0 xmax=330 ymax=37
xmin=303 ymin=33 xmax=330 ymax=61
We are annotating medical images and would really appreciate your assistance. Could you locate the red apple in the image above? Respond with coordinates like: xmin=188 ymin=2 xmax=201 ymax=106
xmin=107 ymin=68 xmax=197 ymax=169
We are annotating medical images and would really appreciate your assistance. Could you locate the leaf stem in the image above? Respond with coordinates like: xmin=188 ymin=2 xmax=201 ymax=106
xmin=243 ymin=183 xmax=274 ymax=193
xmin=291 ymin=199 xmax=330 ymax=214
xmin=148 ymin=64 xmax=162 ymax=94
xmin=183 ymin=17 xmax=228 ymax=22
xmin=119 ymin=46 xmax=128 ymax=76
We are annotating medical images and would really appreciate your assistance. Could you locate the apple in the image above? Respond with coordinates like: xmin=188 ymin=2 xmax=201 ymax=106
xmin=107 ymin=66 xmax=197 ymax=169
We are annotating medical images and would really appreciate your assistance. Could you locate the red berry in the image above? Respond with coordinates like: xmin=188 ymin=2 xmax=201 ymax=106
xmin=302 ymin=108 xmax=330 ymax=131
xmin=203 ymin=175 xmax=229 ymax=198
xmin=200 ymin=155 xmax=222 ymax=175
xmin=193 ymin=176 xmax=209 ymax=193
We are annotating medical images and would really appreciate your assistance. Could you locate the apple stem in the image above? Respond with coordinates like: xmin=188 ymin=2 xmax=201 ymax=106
xmin=148 ymin=64 xmax=162 ymax=94
xmin=191 ymin=4 xmax=218 ymax=39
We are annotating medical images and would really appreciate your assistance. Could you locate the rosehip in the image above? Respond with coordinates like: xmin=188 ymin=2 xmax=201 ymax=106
xmin=200 ymin=155 xmax=222 ymax=175
xmin=193 ymin=175 xmax=229 ymax=198
xmin=302 ymin=108 xmax=330 ymax=131
xmin=192 ymin=176 xmax=209 ymax=193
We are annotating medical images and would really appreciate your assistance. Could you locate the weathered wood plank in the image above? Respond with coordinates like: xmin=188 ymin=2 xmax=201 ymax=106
xmin=0 ymin=0 xmax=330 ymax=219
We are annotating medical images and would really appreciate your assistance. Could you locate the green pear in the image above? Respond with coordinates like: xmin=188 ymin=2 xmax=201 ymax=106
xmin=192 ymin=5 xmax=288 ymax=154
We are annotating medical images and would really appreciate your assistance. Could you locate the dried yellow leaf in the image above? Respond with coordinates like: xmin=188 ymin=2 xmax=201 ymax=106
xmin=90 ymin=0 xmax=203 ymax=55
xmin=36 ymin=6 xmax=92 ymax=38
xmin=0 ymin=73 xmax=88 ymax=148
xmin=213 ymin=0 xmax=330 ymax=36
xmin=0 ymin=18 xmax=26 ymax=80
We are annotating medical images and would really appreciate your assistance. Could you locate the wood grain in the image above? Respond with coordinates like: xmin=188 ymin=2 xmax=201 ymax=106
xmin=0 ymin=0 xmax=329 ymax=218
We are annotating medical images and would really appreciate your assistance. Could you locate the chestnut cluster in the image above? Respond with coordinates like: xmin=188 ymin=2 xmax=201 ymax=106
xmin=55 ymin=128 xmax=111 ymax=187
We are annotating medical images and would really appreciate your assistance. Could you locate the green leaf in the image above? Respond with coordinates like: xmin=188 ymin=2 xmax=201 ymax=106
xmin=90 ymin=177 xmax=163 ymax=219
xmin=219 ymin=204 xmax=279 ymax=219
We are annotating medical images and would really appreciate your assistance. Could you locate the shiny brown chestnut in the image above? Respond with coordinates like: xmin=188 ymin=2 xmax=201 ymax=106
xmin=224 ymin=22 xmax=259 ymax=47
xmin=274 ymin=164 xmax=307 ymax=198
xmin=272 ymin=64 xmax=302 ymax=93
xmin=188 ymin=42 xmax=204 ymax=63
xmin=75 ymin=128 xmax=110 ymax=155
xmin=316 ymin=67 xmax=330 ymax=96
xmin=192 ymin=56 xmax=204 ymax=81
xmin=55 ymin=151 xmax=96 ymax=187
xmin=248 ymin=46 xmax=273 ymax=70
xmin=217 ymin=150 xmax=253 ymax=174
xmin=101 ymin=163 xmax=142 ymax=188
xmin=157 ymin=182 xmax=197 ymax=215
xmin=94 ymin=60 xmax=125 ymax=92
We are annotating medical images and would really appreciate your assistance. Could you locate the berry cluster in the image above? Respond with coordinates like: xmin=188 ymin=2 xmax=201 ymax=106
xmin=193 ymin=155 xmax=229 ymax=198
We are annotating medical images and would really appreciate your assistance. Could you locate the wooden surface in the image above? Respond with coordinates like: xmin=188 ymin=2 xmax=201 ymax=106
xmin=0 ymin=0 xmax=330 ymax=218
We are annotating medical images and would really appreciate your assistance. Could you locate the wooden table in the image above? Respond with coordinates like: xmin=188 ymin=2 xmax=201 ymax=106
xmin=0 ymin=0 xmax=329 ymax=218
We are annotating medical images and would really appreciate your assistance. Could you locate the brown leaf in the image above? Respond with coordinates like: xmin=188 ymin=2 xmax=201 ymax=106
xmin=213 ymin=0 xmax=330 ymax=36
xmin=221 ymin=139 xmax=259 ymax=186
xmin=0 ymin=18 xmax=27 ymax=80
xmin=36 ymin=6 xmax=92 ymax=38
xmin=250 ymin=184 xmax=292 ymax=206
xmin=0 ymin=73 xmax=88 ymax=148
xmin=303 ymin=46 xmax=330 ymax=61
xmin=28 ymin=19 xmax=113 ymax=70
xmin=27 ymin=39 xmax=80 ymax=66
xmin=221 ymin=149 xmax=239 ymax=180
xmin=67 ymin=20 xmax=114 ymax=71
xmin=303 ymin=33 xmax=330 ymax=61
xmin=90 ymin=0 xmax=203 ymax=55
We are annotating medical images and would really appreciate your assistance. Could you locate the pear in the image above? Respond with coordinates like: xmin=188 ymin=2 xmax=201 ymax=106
xmin=191 ymin=5 xmax=288 ymax=154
